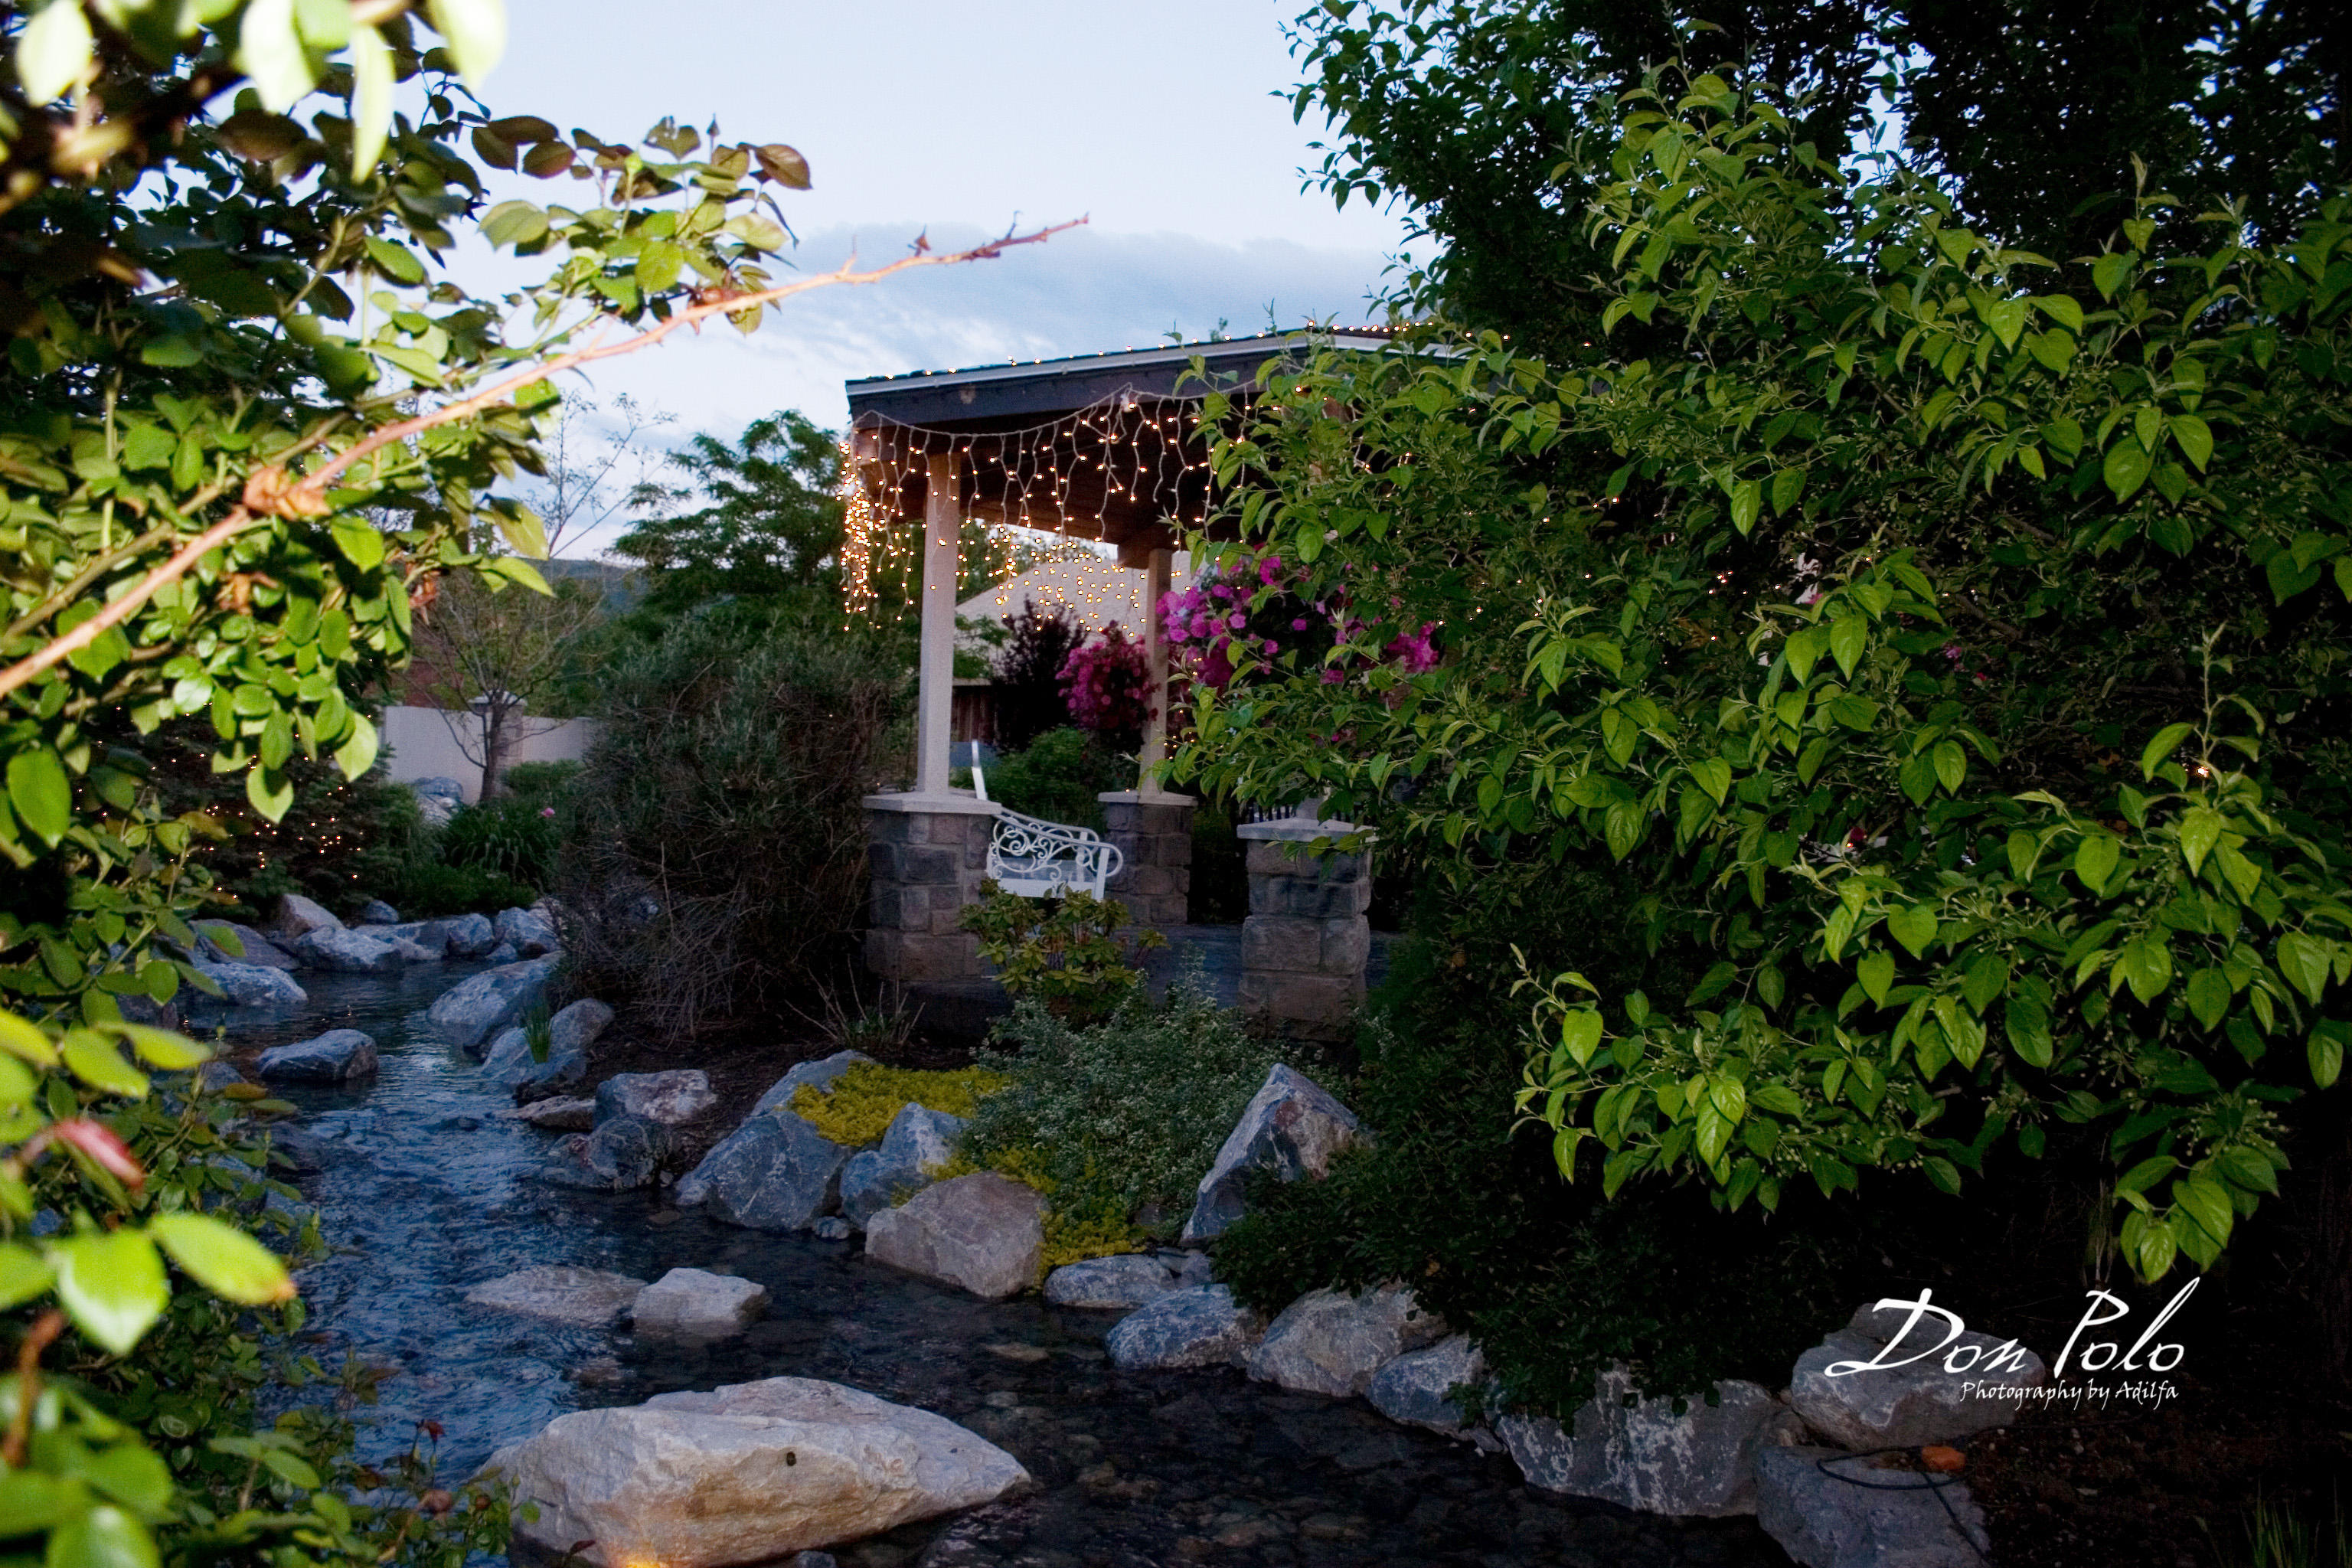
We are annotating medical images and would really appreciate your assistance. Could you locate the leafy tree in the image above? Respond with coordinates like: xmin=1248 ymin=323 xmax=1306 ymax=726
xmin=405 ymin=569 xmax=611 ymax=799
xmin=1172 ymin=68 xmax=2352 ymax=1323
xmin=614 ymin=409 xmax=844 ymax=611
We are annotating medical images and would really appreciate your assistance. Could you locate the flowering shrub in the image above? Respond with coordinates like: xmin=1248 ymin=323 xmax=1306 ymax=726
xmin=1058 ymin=623 xmax=1154 ymax=745
xmin=1159 ymin=551 xmax=1436 ymax=694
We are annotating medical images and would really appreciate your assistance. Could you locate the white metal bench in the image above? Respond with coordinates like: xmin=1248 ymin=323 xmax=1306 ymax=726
xmin=971 ymin=766 xmax=1123 ymax=899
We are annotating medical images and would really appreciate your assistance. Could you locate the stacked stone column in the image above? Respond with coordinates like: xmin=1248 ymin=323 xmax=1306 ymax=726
xmin=1238 ymin=820 xmax=1374 ymax=1040
xmin=861 ymin=796 xmax=998 ymax=983
xmin=1098 ymin=791 xmax=1194 ymax=928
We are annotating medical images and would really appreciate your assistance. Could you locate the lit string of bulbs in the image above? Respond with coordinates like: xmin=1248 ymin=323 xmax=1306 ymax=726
xmin=835 ymin=390 xmax=1215 ymax=621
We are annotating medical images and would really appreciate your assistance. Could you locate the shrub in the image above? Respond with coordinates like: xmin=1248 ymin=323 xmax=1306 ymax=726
xmin=502 ymin=759 xmax=583 ymax=805
xmin=392 ymin=862 xmax=541 ymax=920
xmin=958 ymin=886 xmax=1163 ymax=1023
xmin=962 ymin=725 xmax=1132 ymax=830
xmin=1058 ymin=624 xmax=1152 ymax=750
xmin=992 ymin=600 xmax=1086 ymax=750
xmin=440 ymin=795 xmax=560 ymax=887
xmin=789 ymin=1063 xmax=1011 ymax=1147
xmin=560 ymin=604 xmax=912 ymax=1033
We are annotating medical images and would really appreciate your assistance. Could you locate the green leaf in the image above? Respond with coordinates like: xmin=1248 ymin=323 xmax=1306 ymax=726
xmin=426 ymin=0 xmax=507 ymax=87
xmin=1886 ymin=906 xmax=1939 ymax=959
xmin=1729 ymin=479 xmax=1761 ymax=534
xmin=2075 ymin=835 xmax=2120 ymax=894
xmin=17 ymin=0 xmax=95 ymax=104
xmin=1898 ymin=750 xmax=1937 ymax=806
xmin=1857 ymin=951 xmax=1895 ymax=1005
xmin=496 ymin=508 xmax=548 ymax=560
xmin=2139 ymin=722 xmax=2194 ymax=780
xmin=1558 ymin=1008 xmax=1604 ymax=1069
xmin=1784 ymin=626 xmax=1823 ymax=681
xmin=1690 ymin=757 xmax=1730 ymax=805
xmin=148 ymin=1214 xmax=296 ymax=1305
xmin=481 ymin=199 xmax=550 ymax=250
xmin=2170 ymin=414 xmax=2213 ymax=471
xmin=245 ymin=766 xmax=295 ymax=824
xmin=0 ymin=1243 xmax=54 ymax=1310
xmin=2172 ymin=1174 xmax=2233 ymax=1247
xmin=636 ymin=240 xmax=685 ymax=295
xmin=1828 ymin=616 xmax=1865 ymax=678
xmin=1922 ymin=1155 xmax=1962 ymax=1195
xmin=0 ymin=1011 xmax=59 ymax=1067
xmin=62 ymin=1031 xmax=148 ymax=1098
xmin=232 ymin=0 xmax=312 ymax=111
xmin=362 ymin=236 xmax=426 ymax=286
xmin=328 ymin=518 xmax=385 ymax=569
xmin=1961 ymin=954 xmax=2011 ymax=1010
xmin=2006 ymin=829 xmax=2041 ymax=883
xmin=2215 ymin=1145 xmax=2279 ymax=1195
xmin=7 ymin=744 xmax=74 ymax=845
xmin=47 ymin=1505 xmax=158 ymax=1568
xmin=2184 ymin=967 xmax=2231 ymax=1029
xmin=50 ymin=1232 xmax=168 ymax=1355
xmin=2092 ymin=250 xmax=2135 ymax=299
xmin=2275 ymin=931 xmax=2331 ymax=1004
xmin=347 ymin=22 xmax=395 ymax=172
xmin=1932 ymin=739 xmax=1966 ymax=795
xmin=334 ymin=713 xmax=379 ymax=782
xmin=2117 ymin=1155 xmax=2178 ymax=1195
xmin=2118 ymin=937 xmax=2173 ymax=1004
xmin=2103 ymin=438 xmax=2152 ymax=501
xmin=2176 ymin=806 xmax=2223 ymax=874
xmin=2312 ymin=1028 xmax=2343 ymax=1089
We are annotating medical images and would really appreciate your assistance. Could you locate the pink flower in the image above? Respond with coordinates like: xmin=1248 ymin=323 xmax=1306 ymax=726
xmin=540 ymin=807 xmax=556 ymax=818
xmin=1321 ymin=668 xmax=1345 ymax=684
xmin=1227 ymin=611 xmax=1247 ymax=631
xmin=1291 ymin=617 xmax=1310 ymax=631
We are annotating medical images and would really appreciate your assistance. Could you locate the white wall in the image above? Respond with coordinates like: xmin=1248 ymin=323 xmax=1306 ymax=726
xmin=380 ymin=706 xmax=602 ymax=803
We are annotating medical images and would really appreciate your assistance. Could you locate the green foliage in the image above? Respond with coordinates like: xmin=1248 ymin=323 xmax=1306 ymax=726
xmin=958 ymin=887 xmax=1163 ymax=1023
xmin=614 ymin=411 xmax=845 ymax=612
xmin=960 ymin=727 xmax=1132 ymax=831
xmin=500 ymin=760 xmax=581 ymax=805
xmin=965 ymin=978 xmax=1277 ymax=1235
xmin=560 ymin=603 xmax=912 ymax=1032
xmin=438 ymin=796 xmax=557 ymax=887
xmin=991 ymin=603 xmax=1087 ymax=751
xmin=788 ymin=1063 xmax=1011 ymax=1148
xmin=2207 ymin=1493 xmax=2352 ymax=1568
xmin=384 ymin=861 xmax=537 ymax=921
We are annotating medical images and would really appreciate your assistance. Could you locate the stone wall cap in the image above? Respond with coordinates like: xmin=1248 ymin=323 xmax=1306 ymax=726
xmin=862 ymin=791 xmax=1002 ymax=815
xmin=1097 ymin=789 xmax=1197 ymax=805
xmin=1235 ymin=818 xmax=1375 ymax=843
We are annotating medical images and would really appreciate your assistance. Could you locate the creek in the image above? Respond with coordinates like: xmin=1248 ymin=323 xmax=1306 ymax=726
xmin=201 ymin=964 xmax=1791 ymax=1568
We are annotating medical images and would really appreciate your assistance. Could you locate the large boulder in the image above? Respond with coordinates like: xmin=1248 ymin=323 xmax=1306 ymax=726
xmin=1789 ymin=1302 xmax=2048 ymax=1451
xmin=484 ymin=999 xmax=611 ymax=1089
xmin=675 ymin=1109 xmax=851 ymax=1233
xmin=538 ymin=1114 xmax=671 ymax=1191
xmin=1043 ymin=1253 xmax=1179 ymax=1311
xmin=863 ymin=1174 xmax=1045 ymax=1301
xmin=631 ymin=1268 xmax=769 ymax=1341
xmin=1182 ymin=1064 xmax=1363 ymax=1242
xmin=289 ymin=926 xmax=404 ymax=975
xmin=1366 ymin=1334 xmax=1487 ymax=1438
xmin=426 ymin=957 xmax=560 ymax=1053
xmin=495 ymin=905 xmax=560 ymax=958
xmin=193 ymin=961 xmax=307 ymax=1009
xmin=256 ymin=1028 xmax=377 ymax=1083
xmin=194 ymin=921 xmax=296 ymax=970
xmin=408 ymin=776 xmax=465 ymax=828
xmin=464 ymin=1266 xmax=648 ymax=1328
xmin=1756 ymin=1444 xmax=1991 ymax=1568
xmin=1104 ymin=1284 xmax=1263 ymax=1370
xmin=355 ymin=898 xmax=400 ymax=925
xmin=838 ymin=1103 xmax=964 ymax=1227
xmin=1244 ymin=1283 xmax=1446 ymax=1397
xmin=348 ymin=925 xmax=442 ymax=963
xmin=430 ymin=912 xmax=500 ymax=959
xmin=490 ymin=1377 xmax=1029 ymax=1568
xmin=1498 ymin=1370 xmax=1801 ymax=1517
xmin=377 ymin=920 xmax=452 ymax=956
xmin=750 ymin=1050 xmax=874 ymax=1115
xmin=596 ymin=1070 xmax=717 ymax=1127
xmin=265 ymin=893 xmax=342 ymax=942
xmin=500 ymin=1096 xmax=598 ymax=1131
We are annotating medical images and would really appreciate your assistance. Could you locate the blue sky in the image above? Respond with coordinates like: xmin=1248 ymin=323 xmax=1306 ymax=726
xmin=466 ymin=0 xmax=1418 ymax=554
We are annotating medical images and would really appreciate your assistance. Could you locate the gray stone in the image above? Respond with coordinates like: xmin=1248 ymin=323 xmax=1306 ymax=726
xmin=812 ymin=1217 xmax=853 ymax=1240
xmin=630 ymin=1267 xmax=768 ymax=1340
xmin=595 ymin=1070 xmax=715 ymax=1128
xmin=1105 ymin=1284 xmax=1263 ymax=1370
xmin=1756 ymin=1444 xmax=1991 ymax=1568
xmin=1167 ymin=1250 xmax=1214 ymax=1287
xmin=1365 ymin=1334 xmax=1486 ymax=1436
xmin=289 ymin=926 xmax=404 ymax=975
xmin=409 ymin=776 xmax=465 ymax=828
xmin=480 ymin=940 xmax=518 ymax=964
xmin=426 ymin=957 xmax=560 ymax=1052
xmin=1043 ymin=1253 xmax=1178 ymax=1310
xmin=489 ymin=1377 xmax=1030 ymax=1568
xmin=750 ymin=1050 xmax=874 ymax=1115
xmin=485 ymin=998 xmax=612 ymax=1089
xmin=500 ymin=1096 xmax=597 ymax=1131
xmin=194 ymin=921 xmax=296 ymax=969
xmin=355 ymin=898 xmax=400 ymax=924
xmin=675 ymin=1108 xmax=851 ymax=1232
xmin=195 ymin=1060 xmax=247 ymax=1093
xmin=348 ymin=925 xmax=441 ymax=963
xmin=864 ymin=1173 xmax=1046 ymax=1300
xmin=839 ymin=1102 xmax=964 ymax=1227
xmin=193 ymin=961 xmax=307 ymax=1009
xmin=431 ymin=913 xmax=500 ymax=959
xmin=464 ymin=1265 xmax=648 ymax=1328
xmin=1499 ymin=1370 xmax=1801 ymax=1517
xmin=265 ymin=893 xmax=342 ymax=941
xmin=538 ymin=1114 xmax=670 ymax=1191
xmin=256 ymin=1028 xmax=377 ymax=1083
xmin=1182 ymin=1063 xmax=1364 ymax=1242
xmin=1790 ymin=1301 xmax=2047 ymax=1451
xmin=1245 ymin=1284 xmax=1446 ymax=1396
xmin=376 ymin=920 xmax=451 ymax=956
xmin=495 ymin=905 xmax=560 ymax=957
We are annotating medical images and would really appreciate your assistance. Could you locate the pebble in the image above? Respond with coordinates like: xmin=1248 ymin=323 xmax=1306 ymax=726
xmin=983 ymin=1342 xmax=1050 ymax=1363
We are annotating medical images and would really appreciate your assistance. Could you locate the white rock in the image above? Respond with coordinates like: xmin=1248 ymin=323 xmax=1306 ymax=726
xmin=495 ymin=905 xmax=560 ymax=958
xmin=465 ymin=1266 xmax=648 ymax=1328
xmin=863 ymin=1174 xmax=1045 ymax=1300
xmin=499 ymin=1097 xmax=597 ymax=1131
xmin=1789 ymin=1301 xmax=2047 ymax=1450
xmin=1499 ymin=1370 xmax=1802 ymax=1517
xmin=289 ymin=926 xmax=404 ymax=974
xmin=1245 ymin=1284 xmax=1446 ymax=1396
xmin=632 ymin=1268 xmax=769 ymax=1341
xmin=193 ymin=961 xmax=307 ymax=1008
xmin=839 ymin=1102 xmax=964 ymax=1227
xmin=265 ymin=893 xmax=342 ymax=941
xmin=1043 ymin=1254 xmax=1178 ymax=1310
xmin=256 ymin=1028 xmax=377 ymax=1083
xmin=426 ymin=957 xmax=559 ymax=1052
xmin=491 ymin=1377 xmax=1030 ymax=1568
xmin=596 ymin=1070 xmax=717 ymax=1127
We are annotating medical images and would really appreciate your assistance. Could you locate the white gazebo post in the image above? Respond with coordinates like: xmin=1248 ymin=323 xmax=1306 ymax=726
xmin=1099 ymin=540 xmax=1194 ymax=926
xmin=862 ymin=449 xmax=998 ymax=983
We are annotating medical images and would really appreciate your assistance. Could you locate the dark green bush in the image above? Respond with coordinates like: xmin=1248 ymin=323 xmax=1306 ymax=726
xmin=960 ymin=726 xmax=1132 ymax=831
xmin=391 ymin=861 xmax=541 ymax=919
xmin=440 ymin=795 xmax=560 ymax=886
xmin=501 ymin=758 xmax=583 ymax=805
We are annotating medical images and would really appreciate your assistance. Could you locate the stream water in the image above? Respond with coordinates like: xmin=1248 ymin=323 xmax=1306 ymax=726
xmin=201 ymin=965 xmax=1792 ymax=1568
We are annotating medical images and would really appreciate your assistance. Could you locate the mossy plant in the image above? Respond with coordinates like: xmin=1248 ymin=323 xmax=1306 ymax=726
xmin=790 ymin=1063 xmax=1011 ymax=1148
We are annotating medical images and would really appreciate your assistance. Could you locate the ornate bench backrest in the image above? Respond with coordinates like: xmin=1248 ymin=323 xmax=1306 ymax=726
xmin=972 ymin=766 xmax=1124 ymax=900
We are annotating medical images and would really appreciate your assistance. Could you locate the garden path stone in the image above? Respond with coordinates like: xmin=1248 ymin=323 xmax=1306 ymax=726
xmin=1104 ymin=1285 xmax=1263 ymax=1370
xmin=630 ymin=1267 xmax=768 ymax=1341
xmin=257 ymin=1028 xmax=377 ymax=1083
xmin=1499 ymin=1370 xmax=1800 ymax=1517
xmin=1364 ymin=1334 xmax=1485 ymax=1437
xmin=265 ymin=893 xmax=342 ymax=941
xmin=488 ymin=1376 xmax=1028 ymax=1568
xmin=595 ymin=1070 xmax=715 ymax=1127
xmin=838 ymin=1102 xmax=963 ymax=1227
xmin=426 ymin=957 xmax=560 ymax=1053
xmin=1754 ymin=1443 xmax=1991 ymax=1568
xmin=1044 ymin=1253 xmax=1179 ymax=1310
xmin=675 ymin=1105 xmax=851 ymax=1232
xmin=494 ymin=906 xmax=560 ymax=957
xmin=194 ymin=961 xmax=307 ymax=1008
xmin=289 ymin=926 xmax=405 ymax=974
xmin=1245 ymin=1284 xmax=1446 ymax=1396
xmin=1182 ymin=1063 xmax=1364 ymax=1242
xmin=863 ymin=1173 xmax=1045 ymax=1300
xmin=1789 ymin=1302 xmax=2047 ymax=1450
xmin=537 ymin=1113 xmax=670 ymax=1191
xmin=463 ymin=1266 xmax=648 ymax=1328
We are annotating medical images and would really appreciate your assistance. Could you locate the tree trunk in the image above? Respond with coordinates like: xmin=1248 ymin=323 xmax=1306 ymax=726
xmin=479 ymin=701 xmax=514 ymax=800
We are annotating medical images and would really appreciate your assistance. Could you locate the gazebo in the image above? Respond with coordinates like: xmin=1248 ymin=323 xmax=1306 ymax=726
xmin=845 ymin=330 xmax=1396 ymax=1032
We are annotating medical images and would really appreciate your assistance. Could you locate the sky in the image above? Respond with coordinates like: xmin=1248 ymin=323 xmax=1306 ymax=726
xmin=462 ymin=0 xmax=1420 ymax=557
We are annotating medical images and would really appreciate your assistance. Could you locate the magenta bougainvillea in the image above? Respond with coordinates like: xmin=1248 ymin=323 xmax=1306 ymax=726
xmin=1158 ymin=550 xmax=1439 ymax=694
xmin=1058 ymin=622 xmax=1155 ymax=743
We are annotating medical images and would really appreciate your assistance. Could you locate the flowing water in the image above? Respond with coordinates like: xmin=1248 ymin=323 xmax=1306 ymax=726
xmin=202 ymin=966 xmax=1792 ymax=1568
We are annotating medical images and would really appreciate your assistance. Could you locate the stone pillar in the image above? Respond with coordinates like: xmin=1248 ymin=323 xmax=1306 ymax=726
xmin=862 ymin=794 xmax=998 ymax=983
xmin=1099 ymin=790 xmax=1194 ymax=928
xmin=1237 ymin=818 xmax=1374 ymax=1040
